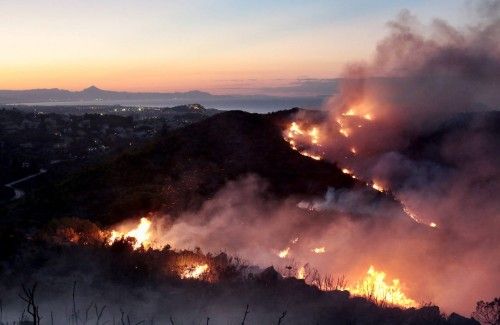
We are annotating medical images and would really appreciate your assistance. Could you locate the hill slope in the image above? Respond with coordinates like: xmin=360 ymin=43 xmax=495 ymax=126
xmin=10 ymin=110 xmax=354 ymax=225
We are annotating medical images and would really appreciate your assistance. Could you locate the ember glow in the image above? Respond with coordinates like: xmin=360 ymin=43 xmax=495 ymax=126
xmin=349 ymin=266 xmax=418 ymax=309
xmin=402 ymin=204 xmax=438 ymax=229
xmin=108 ymin=217 xmax=152 ymax=250
xmin=312 ymin=247 xmax=326 ymax=254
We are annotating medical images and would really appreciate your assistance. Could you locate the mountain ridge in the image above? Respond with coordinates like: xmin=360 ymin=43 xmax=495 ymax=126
xmin=0 ymin=86 xmax=214 ymax=103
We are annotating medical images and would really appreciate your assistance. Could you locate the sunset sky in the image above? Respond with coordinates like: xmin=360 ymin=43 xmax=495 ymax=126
xmin=0 ymin=0 xmax=464 ymax=93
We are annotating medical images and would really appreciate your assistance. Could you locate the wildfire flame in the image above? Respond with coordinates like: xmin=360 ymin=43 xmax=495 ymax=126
xmin=349 ymin=266 xmax=418 ymax=308
xmin=108 ymin=217 xmax=152 ymax=250
xmin=180 ymin=263 xmax=209 ymax=279
xmin=297 ymin=266 xmax=306 ymax=279
xmin=284 ymin=115 xmax=439 ymax=230
xmin=371 ymin=182 xmax=385 ymax=192
xmin=300 ymin=151 xmax=322 ymax=160
xmin=402 ymin=204 xmax=438 ymax=229
xmin=340 ymin=104 xmax=375 ymax=121
xmin=283 ymin=121 xmax=323 ymax=160
xmin=278 ymin=247 xmax=290 ymax=258
xmin=308 ymin=127 xmax=319 ymax=144
xmin=342 ymin=109 xmax=356 ymax=117
xmin=342 ymin=168 xmax=353 ymax=175
xmin=339 ymin=128 xmax=351 ymax=137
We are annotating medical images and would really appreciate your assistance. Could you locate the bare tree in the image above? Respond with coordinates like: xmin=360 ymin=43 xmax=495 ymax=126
xmin=95 ymin=304 xmax=106 ymax=325
xmin=84 ymin=301 xmax=94 ymax=324
xmin=472 ymin=298 xmax=500 ymax=325
xmin=241 ymin=304 xmax=250 ymax=325
xmin=19 ymin=283 xmax=40 ymax=325
xmin=73 ymin=281 xmax=79 ymax=325
xmin=277 ymin=311 xmax=287 ymax=325
xmin=335 ymin=275 xmax=348 ymax=290
xmin=120 ymin=308 xmax=125 ymax=325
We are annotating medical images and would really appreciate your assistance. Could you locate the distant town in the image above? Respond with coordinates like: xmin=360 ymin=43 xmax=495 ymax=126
xmin=0 ymin=104 xmax=218 ymax=201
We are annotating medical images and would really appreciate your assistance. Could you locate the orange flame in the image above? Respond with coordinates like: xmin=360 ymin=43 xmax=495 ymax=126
xmin=342 ymin=168 xmax=353 ymax=175
xmin=297 ymin=266 xmax=306 ymax=279
xmin=283 ymin=121 xmax=323 ymax=160
xmin=339 ymin=128 xmax=351 ymax=137
xmin=300 ymin=151 xmax=322 ymax=160
xmin=371 ymin=182 xmax=385 ymax=192
xmin=278 ymin=247 xmax=290 ymax=258
xmin=349 ymin=266 xmax=418 ymax=308
xmin=180 ymin=263 xmax=209 ymax=279
xmin=308 ymin=127 xmax=320 ymax=144
xmin=312 ymin=247 xmax=326 ymax=254
xmin=108 ymin=217 xmax=152 ymax=250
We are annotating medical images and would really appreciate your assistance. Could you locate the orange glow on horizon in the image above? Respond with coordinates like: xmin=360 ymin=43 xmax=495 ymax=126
xmin=0 ymin=55 xmax=345 ymax=93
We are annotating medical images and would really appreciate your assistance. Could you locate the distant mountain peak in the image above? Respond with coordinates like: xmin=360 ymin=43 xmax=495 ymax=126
xmin=82 ymin=85 xmax=103 ymax=93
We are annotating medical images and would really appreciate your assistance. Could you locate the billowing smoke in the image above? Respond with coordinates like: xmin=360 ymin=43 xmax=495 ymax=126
xmin=157 ymin=0 xmax=500 ymax=315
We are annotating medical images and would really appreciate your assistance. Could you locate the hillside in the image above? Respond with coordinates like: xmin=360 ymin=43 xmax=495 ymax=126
xmin=8 ymin=110 xmax=355 ymax=226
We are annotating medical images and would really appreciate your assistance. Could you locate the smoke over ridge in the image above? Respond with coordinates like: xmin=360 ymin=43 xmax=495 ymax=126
xmin=157 ymin=1 xmax=500 ymax=314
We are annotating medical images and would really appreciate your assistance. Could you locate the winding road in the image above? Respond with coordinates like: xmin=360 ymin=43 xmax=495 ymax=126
xmin=4 ymin=168 xmax=47 ymax=200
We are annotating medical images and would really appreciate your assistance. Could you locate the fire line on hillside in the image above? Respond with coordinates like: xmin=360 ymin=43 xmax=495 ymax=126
xmin=107 ymin=217 xmax=419 ymax=309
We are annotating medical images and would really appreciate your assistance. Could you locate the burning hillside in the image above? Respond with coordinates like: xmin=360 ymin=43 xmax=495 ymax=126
xmin=98 ymin=217 xmax=424 ymax=309
xmin=4 ymin=221 xmax=485 ymax=324
xmin=41 ymin=215 xmax=420 ymax=310
xmin=283 ymin=119 xmax=439 ymax=229
xmin=0 ymin=1 xmax=498 ymax=324
xmin=278 ymin=2 xmax=500 ymax=314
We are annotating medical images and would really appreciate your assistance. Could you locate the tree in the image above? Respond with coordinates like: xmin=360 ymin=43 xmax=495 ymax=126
xmin=472 ymin=298 xmax=499 ymax=325
xmin=19 ymin=283 xmax=40 ymax=325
